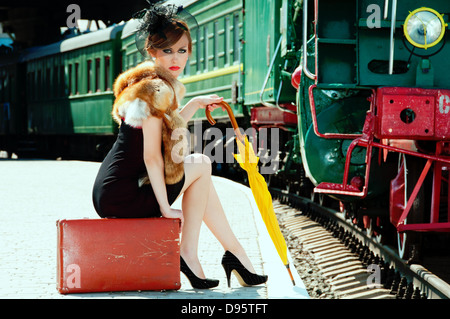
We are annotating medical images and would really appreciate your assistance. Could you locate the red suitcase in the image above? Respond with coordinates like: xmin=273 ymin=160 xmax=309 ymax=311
xmin=57 ymin=218 xmax=181 ymax=294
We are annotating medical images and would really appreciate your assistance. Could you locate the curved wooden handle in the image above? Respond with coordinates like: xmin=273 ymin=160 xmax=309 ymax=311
xmin=205 ymin=101 xmax=244 ymax=141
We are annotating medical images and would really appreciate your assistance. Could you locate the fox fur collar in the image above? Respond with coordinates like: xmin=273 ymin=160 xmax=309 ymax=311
xmin=112 ymin=61 xmax=187 ymax=185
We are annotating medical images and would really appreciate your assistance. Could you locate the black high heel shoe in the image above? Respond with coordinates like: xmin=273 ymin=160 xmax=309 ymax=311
xmin=221 ymin=251 xmax=268 ymax=288
xmin=180 ymin=256 xmax=219 ymax=289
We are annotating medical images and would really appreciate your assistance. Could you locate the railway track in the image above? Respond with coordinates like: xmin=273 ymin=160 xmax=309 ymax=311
xmin=269 ymin=187 xmax=450 ymax=299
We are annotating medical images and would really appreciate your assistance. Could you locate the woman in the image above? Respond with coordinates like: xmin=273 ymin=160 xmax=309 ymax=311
xmin=92 ymin=3 xmax=267 ymax=289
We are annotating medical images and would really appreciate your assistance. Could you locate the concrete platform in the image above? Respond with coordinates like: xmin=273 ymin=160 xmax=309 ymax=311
xmin=0 ymin=160 xmax=308 ymax=299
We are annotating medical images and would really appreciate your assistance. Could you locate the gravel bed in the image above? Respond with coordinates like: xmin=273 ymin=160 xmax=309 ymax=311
xmin=275 ymin=204 xmax=339 ymax=299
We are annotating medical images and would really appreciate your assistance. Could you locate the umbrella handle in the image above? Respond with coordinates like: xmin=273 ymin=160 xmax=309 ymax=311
xmin=205 ymin=101 xmax=245 ymax=142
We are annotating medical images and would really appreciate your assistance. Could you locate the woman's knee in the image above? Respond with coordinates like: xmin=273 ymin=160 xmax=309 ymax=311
xmin=184 ymin=153 xmax=212 ymax=177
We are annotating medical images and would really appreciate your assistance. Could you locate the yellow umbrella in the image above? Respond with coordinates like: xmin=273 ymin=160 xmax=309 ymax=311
xmin=206 ymin=101 xmax=296 ymax=285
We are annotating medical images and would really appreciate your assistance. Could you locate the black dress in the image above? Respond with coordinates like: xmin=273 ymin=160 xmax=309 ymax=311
xmin=92 ymin=121 xmax=185 ymax=218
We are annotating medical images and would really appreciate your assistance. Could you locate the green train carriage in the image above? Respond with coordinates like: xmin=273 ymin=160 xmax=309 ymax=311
xmin=0 ymin=54 xmax=26 ymax=156
xmin=0 ymin=23 xmax=124 ymax=159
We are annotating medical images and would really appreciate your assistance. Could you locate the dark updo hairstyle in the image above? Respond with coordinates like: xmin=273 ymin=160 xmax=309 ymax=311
xmin=134 ymin=2 xmax=194 ymax=58
xmin=145 ymin=19 xmax=192 ymax=55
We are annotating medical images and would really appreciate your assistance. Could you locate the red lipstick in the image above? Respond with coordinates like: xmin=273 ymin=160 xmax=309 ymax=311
xmin=169 ymin=66 xmax=180 ymax=71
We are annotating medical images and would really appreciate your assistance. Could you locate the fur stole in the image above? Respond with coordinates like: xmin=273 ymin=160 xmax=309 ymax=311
xmin=112 ymin=61 xmax=188 ymax=185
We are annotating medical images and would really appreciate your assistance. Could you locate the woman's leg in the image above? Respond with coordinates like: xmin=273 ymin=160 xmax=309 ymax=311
xmin=178 ymin=154 xmax=212 ymax=278
xmin=178 ymin=154 xmax=256 ymax=278
xmin=202 ymin=180 xmax=256 ymax=273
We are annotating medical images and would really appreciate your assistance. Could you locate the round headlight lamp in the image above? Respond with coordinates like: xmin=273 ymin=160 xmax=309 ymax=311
xmin=403 ymin=7 xmax=447 ymax=49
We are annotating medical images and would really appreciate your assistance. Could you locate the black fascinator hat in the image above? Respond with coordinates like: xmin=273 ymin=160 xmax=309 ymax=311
xmin=133 ymin=0 xmax=198 ymax=59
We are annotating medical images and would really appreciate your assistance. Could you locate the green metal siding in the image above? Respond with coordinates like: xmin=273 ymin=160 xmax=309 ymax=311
xmin=121 ymin=30 xmax=146 ymax=72
xmin=243 ymin=0 xmax=282 ymax=105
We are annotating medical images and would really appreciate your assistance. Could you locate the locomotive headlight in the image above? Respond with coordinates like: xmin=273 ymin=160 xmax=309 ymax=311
xmin=403 ymin=7 xmax=447 ymax=49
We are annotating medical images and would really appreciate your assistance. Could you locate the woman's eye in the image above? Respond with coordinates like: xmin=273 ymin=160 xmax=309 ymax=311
xmin=163 ymin=49 xmax=172 ymax=54
xmin=178 ymin=49 xmax=187 ymax=54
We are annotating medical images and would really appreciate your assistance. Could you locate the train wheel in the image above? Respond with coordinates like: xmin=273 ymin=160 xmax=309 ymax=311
xmin=396 ymin=154 xmax=426 ymax=261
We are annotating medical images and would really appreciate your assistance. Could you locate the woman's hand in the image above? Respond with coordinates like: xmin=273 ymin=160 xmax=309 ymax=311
xmin=193 ymin=95 xmax=225 ymax=112
xmin=160 ymin=206 xmax=184 ymax=231
xmin=180 ymin=95 xmax=225 ymax=122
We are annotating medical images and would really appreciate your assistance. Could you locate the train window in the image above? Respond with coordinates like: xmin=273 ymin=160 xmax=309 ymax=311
xmin=87 ymin=60 xmax=92 ymax=93
xmin=1 ymin=75 xmax=4 ymax=102
xmin=105 ymin=56 xmax=110 ymax=91
xmin=95 ymin=58 xmax=100 ymax=92
xmin=28 ymin=71 xmax=36 ymax=100
xmin=225 ymin=16 xmax=230 ymax=66
xmin=46 ymin=68 xmax=51 ymax=99
xmin=26 ymin=73 xmax=29 ymax=100
xmin=68 ymin=64 xmax=72 ymax=95
xmin=75 ymin=63 xmax=79 ymax=95
xmin=53 ymin=66 xmax=58 ymax=97
xmin=8 ymin=75 xmax=13 ymax=101
xmin=214 ymin=21 xmax=219 ymax=68
xmin=4 ymin=75 xmax=8 ymax=101
xmin=37 ymin=70 xmax=42 ymax=100
xmin=233 ymin=14 xmax=240 ymax=63
xmin=204 ymin=25 xmax=208 ymax=71
xmin=3 ymin=76 xmax=7 ymax=101
xmin=60 ymin=66 xmax=66 ymax=96
xmin=196 ymin=27 xmax=201 ymax=73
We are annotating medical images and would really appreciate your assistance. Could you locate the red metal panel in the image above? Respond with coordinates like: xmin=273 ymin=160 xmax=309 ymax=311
xmin=377 ymin=90 xmax=434 ymax=138
xmin=57 ymin=218 xmax=180 ymax=294
xmin=250 ymin=105 xmax=297 ymax=127
xmin=375 ymin=87 xmax=450 ymax=140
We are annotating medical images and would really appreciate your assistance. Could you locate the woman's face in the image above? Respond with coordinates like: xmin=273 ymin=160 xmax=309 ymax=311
xmin=150 ymin=33 xmax=190 ymax=78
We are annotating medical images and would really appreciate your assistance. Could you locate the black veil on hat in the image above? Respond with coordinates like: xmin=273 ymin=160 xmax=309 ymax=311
xmin=133 ymin=0 xmax=198 ymax=59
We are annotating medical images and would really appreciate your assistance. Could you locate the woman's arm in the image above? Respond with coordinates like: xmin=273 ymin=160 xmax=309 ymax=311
xmin=142 ymin=115 xmax=183 ymax=222
xmin=179 ymin=95 xmax=224 ymax=122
